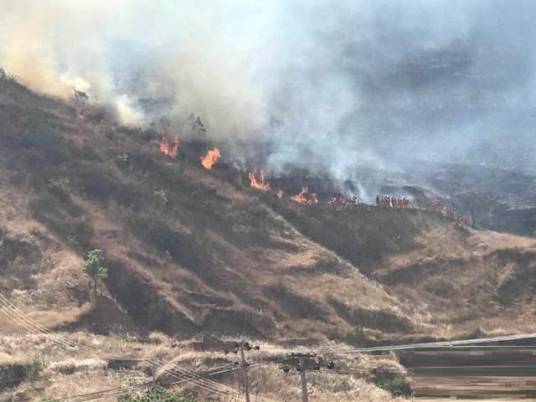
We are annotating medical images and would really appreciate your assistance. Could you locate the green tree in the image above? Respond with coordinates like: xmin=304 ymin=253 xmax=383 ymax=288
xmin=84 ymin=249 xmax=108 ymax=294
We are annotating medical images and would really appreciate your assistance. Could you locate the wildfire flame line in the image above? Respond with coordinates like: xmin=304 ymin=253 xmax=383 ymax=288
xmin=248 ymin=170 xmax=271 ymax=191
xmin=201 ymin=147 xmax=221 ymax=170
xmin=169 ymin=135 xmax=180 ymax=158
xmin=159 ymin=131 xmax=180 ymax=159
xmin=290 ymin=187 xmax=318 ymax=205
xmin=290 ymin=187 xmax=307 ymax=204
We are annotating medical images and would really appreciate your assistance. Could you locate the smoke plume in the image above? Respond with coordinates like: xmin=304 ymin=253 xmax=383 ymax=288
xmin=2 ymin=0 xmax=536 ymax=176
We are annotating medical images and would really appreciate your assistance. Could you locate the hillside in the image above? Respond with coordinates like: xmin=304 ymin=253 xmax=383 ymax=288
xmin=2 ymin=72 xmax=536 ymax=339
xmin=1 ymin=74 xmax=536 ymax=400
xmin=271 ymin=199 xmax=536 ymax=334
xmin=0 ymin=75 xmax=415 ymax=341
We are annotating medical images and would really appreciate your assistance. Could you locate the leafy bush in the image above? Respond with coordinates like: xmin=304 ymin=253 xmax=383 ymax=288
xmin=84 ymin=249 xmax=108 ymax=293
xmin=344 ymin=326 xmax=368 ymax=345
xmin=122 ymin=385 xmax=197 ymax=402
xmin=370 ymin=365 xmax=412 ymax=397
xmin=27 ymin=354 xmax=44 ymax=381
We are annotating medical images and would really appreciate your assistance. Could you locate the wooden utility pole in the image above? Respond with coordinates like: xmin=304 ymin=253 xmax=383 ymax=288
xmin=279 ymin=352 xmax=335 ymax=402
xmin=239 ymin=342 xmax=251 ymax=402
xmin=223 ymin=340 xmax=260 ymax=402
xmin=298 ymin=357 xmax=309 ymax=402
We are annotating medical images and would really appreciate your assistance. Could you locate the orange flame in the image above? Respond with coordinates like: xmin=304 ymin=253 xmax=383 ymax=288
xmin=169 ymin=135 xmax=180 ymax=158
xmin=248 ymin=170 xmax=271 ymax=191
xmin=291 ymin=187 xmax=318 ymax=205
xmin=291 ymin=187 xmax=309 ymax=204
xmin=159 ymin=129 xmax=180 ymax=159
xmin=159 ymin=136 xmax=170 ymax=155
xmin=201 ymin=147 xmax=221 ymax=170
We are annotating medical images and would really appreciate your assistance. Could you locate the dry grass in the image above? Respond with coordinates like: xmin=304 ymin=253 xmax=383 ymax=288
xmin=0 ymin=333 xmax=409 ymax=401
xmin=2 ymin=72 xmax=536 ymax=400
xmin=373 ymin=223 xmax=536 ymax=336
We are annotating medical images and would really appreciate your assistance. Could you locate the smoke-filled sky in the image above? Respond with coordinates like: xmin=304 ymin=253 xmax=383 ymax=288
xmin=2 ymin=0 xmax=536 ymax=176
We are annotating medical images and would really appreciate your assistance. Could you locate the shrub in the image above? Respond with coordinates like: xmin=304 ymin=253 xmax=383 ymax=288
xmin=370 ymin=365 xmax=412 ymax=397
xmin=84 ymin=249 xmax=108 ymax=294
xmin=115 ymin=153 xmax=129 ymax=167
xmin=153 ymin=189 xmax=169 ymax=208
xmin=47 ymin=177 xmax=72 ymax=201
xmin=345 ymin=326 xmax=367 ymax=345
xmin=122 ymin=385 xmax=197 ymax=402
xmin=27 ymin=354 xmax=44 ymax=381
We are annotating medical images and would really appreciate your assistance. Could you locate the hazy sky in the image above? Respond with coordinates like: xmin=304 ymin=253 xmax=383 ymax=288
xmin=2 ymin=0 xmax=536 ymax=175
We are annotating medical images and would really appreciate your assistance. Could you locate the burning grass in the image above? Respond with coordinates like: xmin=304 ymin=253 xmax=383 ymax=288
xmin=290 ymin=186 xmax=318 ymax=205
xmin=200 ymin=147 xmax=221 ymax=170
xmin=159 ymin=131 xmax=180 ymax=159
xmin=247 ymin=170 xmax=271 ymax=191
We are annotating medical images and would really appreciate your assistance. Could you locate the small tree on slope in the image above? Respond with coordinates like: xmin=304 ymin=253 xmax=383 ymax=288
xmin=84 ymin=249 xmax=108 ymax=295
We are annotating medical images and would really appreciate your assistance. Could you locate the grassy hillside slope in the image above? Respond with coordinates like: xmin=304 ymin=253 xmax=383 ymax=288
xmin=0 ymin=76 xmax=414 ymax=342
xmin=1 ymin=74 xmax=535 ymax=345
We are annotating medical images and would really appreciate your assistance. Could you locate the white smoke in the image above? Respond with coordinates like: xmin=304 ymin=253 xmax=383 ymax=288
xmin=2 ymin=0 xmax=536 ymax=174
xmin=0 ymin=0 xmax=273 ymax=129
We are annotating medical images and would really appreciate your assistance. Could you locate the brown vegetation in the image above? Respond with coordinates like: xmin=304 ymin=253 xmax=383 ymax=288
xmin=1 ymin=74 xmax=536 ymax=399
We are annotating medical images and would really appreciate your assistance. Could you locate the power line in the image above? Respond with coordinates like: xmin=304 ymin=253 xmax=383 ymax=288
xmin=58 ymin=364 xmax=253 ymax=402
xmin=64 ymin=363 xmax=271 ymax=402
xmin=10 ymin=289 xmax=536 ymax=400
xmin=0 ymin=294 xmax=228 ymax=394
xmin=312 ymin=332 xmax=536 ymax=355
xmin=0 ymin=294 xmax=248 ymax=400
xmin=222 ymin=340 xmax=263 ymax=402
xmin=277 ymin=353 xmax=336 ymax=402
xmin=0 ymin=293 xmax=282 ymax=401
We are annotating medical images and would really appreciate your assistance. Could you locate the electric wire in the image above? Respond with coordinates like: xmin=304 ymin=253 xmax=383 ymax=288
xmin=0 ymin=295 xmax=244 ymax=399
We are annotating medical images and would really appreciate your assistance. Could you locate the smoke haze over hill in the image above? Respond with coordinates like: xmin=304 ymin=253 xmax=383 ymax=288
xmin=2 ymin=0 xmax=536 ymax=175
xmin=4 ymin=5 xmax=536 ymax=399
